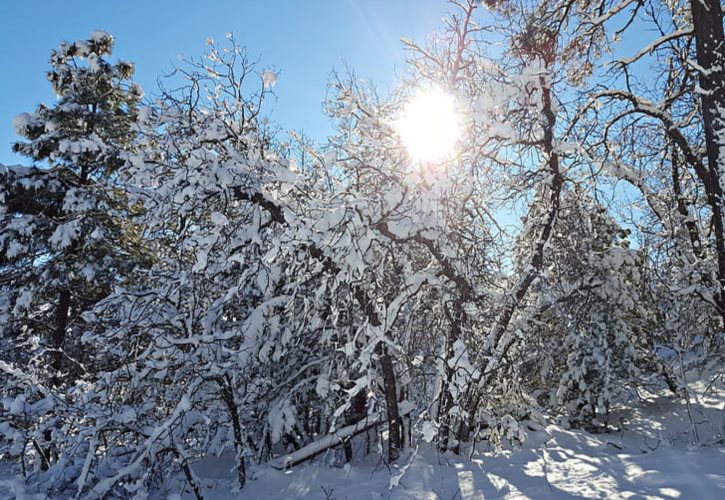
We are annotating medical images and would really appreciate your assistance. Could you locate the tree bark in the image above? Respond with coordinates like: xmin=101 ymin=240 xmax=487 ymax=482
xmin=690 ymin=0 xmax=725 ymax=328
xmin=353 ymin=288 xmax=403 ymax=463
xmin=217 ymin=376 xmax=246 ymax=489
xmin=40 ymin=288 xmax=72 ymax=469
xmin=343 ymin=389 xmax=367 ymax=462
xmin=272 ymin=413 xmax=385 ymax=469
xmin=52 ymin=289 xmax=71 ymax=384
xmin=439 ymin=302 xmax=465 ymax=454
xmin=379 ymin=349 xmax=401 ymax=461
xmin=232 ymin=186 xmax=404 ymax=462
xmin=672 ymin=149 xmax=704 ymax=258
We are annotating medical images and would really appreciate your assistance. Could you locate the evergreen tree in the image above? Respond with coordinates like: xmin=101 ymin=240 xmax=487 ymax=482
xmin=0 ymin=31 xmax=145 ymax=472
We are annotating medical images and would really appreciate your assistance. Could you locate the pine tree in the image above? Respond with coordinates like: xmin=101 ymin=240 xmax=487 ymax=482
xmin=542 ymin=192 xmax=650 ymax=430
xmin=0 ymin=31 xmax=145 ymax=472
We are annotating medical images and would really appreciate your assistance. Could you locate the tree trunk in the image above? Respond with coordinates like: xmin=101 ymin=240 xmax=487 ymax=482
xmin=343 ymin=389 xmax=367 ymax=462
xmin=52 ymin=289 xmax=71 ymax=384
xmin=436 ymin=332 xmax=456 ymax=452
xmin=379 ymin=350 xmax=401 ymax=461
xmin=353 ymin=287 xmax=403 ymax=462
xmin=690 ymin=0 xmax=725 ymax=329
xmin=460 ymin=70 xmax=563 ymax=445
xmin=272 ymin=413 xmax=385 ymax=470
xmin=439 ymin=302 xmax=465 ymax=454
xmin=233 ymin=183 xmax=405 ymax=463
xmin=672 ymin=149 xmax=704 ymax=258
xmin=40 ymin=288 xmax=72 ymax=469
xmin=217 ymin=376 xmax=246 ymax=489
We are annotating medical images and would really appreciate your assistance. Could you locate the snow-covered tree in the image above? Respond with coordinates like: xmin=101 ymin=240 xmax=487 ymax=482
xmin=515 ymin=190 xmax=652 ymax=429
xmin=3 ymin=1 xmax=724 ymax=496
xmin=0 ymin=31 xmax=146 ymax=474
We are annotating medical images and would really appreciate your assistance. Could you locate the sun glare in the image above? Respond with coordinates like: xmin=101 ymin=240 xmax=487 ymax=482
xmin=396 ymin=87 xmax=462 ymax=163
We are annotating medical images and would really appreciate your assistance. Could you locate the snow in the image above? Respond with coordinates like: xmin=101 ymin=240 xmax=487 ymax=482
xmin=262 ymin=69 xmax=278 ymax=88
xmin=48 ymin=219 xmax=81 ymax=250
xmin=90 ymin=30 xmax=112 ymax=43
xmin=270 ymin=412 xmax=383 ymax=470
xmin=4 ymin=394 xmax=25 ymax=415
xmin=4 ymin=18 xmax=725 ymax=500
xmin=211 ymin=211 xmax=228 ymax=226
xmin=192 ymin=422 xmax=724 ymax=499
xmin=15 ymin=377 xmax=710 ymax=499
xmin=11 ymin=113 xmax=34 ymax=134
xmin=420 ymin=421 xmax=437 ymax=443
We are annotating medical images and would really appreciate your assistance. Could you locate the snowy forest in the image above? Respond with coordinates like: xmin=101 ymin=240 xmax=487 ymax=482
xmin=1 ymin=0 xmax=724 ymax=498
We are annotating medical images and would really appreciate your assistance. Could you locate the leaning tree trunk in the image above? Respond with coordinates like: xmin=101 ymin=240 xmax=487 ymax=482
xmin=459 ymin=60 xmax=563 ymax=446
xmin=690 ymin=0 xmax=725 ymax=329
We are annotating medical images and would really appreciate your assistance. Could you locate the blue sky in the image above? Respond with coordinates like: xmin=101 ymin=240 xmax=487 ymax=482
xmin=0 ymin=0 xmax=454 ymax=165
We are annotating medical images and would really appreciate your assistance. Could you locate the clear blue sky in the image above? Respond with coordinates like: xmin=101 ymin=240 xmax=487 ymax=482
xmin=0 ymin=0 xmax=454 ymax=165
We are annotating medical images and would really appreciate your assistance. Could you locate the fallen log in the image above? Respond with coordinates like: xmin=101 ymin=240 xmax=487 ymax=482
xmin=270 ymin=402 xmax=414 ymax=470
xmin=270 ymin=413 xmax=382 ymax=470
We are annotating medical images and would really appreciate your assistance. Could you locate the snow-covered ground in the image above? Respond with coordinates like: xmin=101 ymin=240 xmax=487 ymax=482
xmin=237 ymin=436 xmax=723 ymax=499
xmin=207 ymin=377 xmax=725 ymax=499
xmin=2 ymin=377 xmax=723 ymax=499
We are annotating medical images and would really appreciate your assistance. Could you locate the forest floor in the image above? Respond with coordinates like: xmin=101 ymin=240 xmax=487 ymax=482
xmin=201 ymin=375 xmax=725 ymax=499
xmin=1 ymin=374 xmax=722 ymax=499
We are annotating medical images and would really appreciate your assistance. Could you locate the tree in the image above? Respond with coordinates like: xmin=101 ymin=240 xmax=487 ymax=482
xmin=688 ymin=0 xmax=725 ymax=326
xmin=521 ymin=190 xmax=651 ymax=429
xmin=0 ymin=31 xmax=145 ymax=473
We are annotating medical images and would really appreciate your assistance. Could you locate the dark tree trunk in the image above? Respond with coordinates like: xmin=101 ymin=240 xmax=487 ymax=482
xmin=672 ymin=150 xmax=704 ymax=258
xmin=343 ymin=389 xmax=367 ymax=462
xmin=52 ymin=289 xmax=71 ymax=384
xmin=233 ymin=181 xmax=405 ymax=463
xmin=436 ymin=344 xmax=454 ymax=453
xmin=217 ymin=376 xmax=246 ymax=489
xmin=460 ymin=71 xmax=563 ymax=445
xmin=690 ymin=0 xmax=725 ymax=328
xmin=353 ymin=287 xmax=402 ymax=463
xmin=439 ymin=302 xmax=465 ymax=454
xmin=41 ymin=288 xmax=72 ymax=469
xmin=379 ymin=350 xmax=401 ymax=461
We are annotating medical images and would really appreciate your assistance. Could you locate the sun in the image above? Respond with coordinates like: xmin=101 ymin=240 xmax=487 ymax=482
xmin=395 ymin=87 xmax=462 ymax=163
